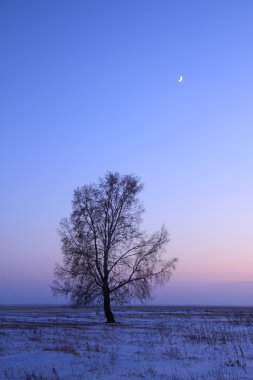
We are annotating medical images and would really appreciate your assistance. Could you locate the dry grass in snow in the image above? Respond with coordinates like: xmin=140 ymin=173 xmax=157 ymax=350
xmin=0 ymin=305 xmax=253 ymax=379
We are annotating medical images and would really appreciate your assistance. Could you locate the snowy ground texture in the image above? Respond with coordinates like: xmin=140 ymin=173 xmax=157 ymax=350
xmin=0 ymin=305 xmax=253 ymax=380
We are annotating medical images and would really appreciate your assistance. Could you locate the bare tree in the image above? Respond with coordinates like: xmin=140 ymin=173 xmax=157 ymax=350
xmin=52 ymin=172 xmax=177 ymax=323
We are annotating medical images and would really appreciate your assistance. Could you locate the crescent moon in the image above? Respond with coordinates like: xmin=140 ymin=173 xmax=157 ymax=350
xmin=178 ymin=75 xmax=183 ymax=83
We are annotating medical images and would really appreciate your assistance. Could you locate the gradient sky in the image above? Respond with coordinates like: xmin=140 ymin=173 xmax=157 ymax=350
xmin=1 ymin=0 xmax=253 ymax=305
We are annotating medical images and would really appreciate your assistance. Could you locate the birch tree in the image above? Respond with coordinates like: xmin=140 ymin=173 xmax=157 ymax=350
xmin=52 ymin=172 xmax=177 ymax=323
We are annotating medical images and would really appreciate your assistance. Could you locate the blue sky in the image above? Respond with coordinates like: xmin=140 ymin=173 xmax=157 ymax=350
xmin=1 ymin=0 xmax=253 ymax=305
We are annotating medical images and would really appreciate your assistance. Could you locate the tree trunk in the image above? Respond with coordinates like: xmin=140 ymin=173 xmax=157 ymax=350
xmin=103 ymin=290 xmax=115 ymax=323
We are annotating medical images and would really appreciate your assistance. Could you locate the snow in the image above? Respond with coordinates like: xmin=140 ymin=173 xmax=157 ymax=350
xmin=0 ymin=305 xmax=253 ymax=379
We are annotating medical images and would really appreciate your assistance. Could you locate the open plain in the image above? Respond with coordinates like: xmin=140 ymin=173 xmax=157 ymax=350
xmin=0 ymin=305 xmax=253 ymax=380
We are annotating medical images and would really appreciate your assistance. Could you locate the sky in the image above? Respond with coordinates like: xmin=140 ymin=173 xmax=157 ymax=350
xmin=1 ymin=0 xmax=253 ymax=306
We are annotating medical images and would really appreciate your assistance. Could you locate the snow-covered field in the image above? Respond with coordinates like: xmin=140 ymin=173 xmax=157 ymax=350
xmin=0 ymin=305 xmax=253 ymax=379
